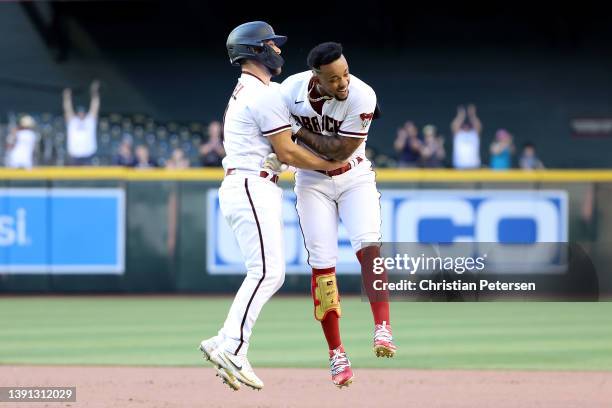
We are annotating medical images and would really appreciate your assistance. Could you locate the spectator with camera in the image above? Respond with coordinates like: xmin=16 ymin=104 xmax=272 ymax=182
xmin=394 ymin=121 xmax=422 ymax=167
xmin=420 ymin=124 xmax=446 ymax=168
xmin=489 ymin=129 xmax=515 ymax=170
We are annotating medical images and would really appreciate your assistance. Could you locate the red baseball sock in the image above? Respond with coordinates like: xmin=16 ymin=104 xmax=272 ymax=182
xmin=313 ymin=267 xmax=342 ymax=350
xmin=357 ymin=246 xmax=390 ymax=326
xmin=321 ymin=313 xmax=342 ymax=350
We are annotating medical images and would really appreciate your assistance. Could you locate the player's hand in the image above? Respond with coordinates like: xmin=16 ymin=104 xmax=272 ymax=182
xmin=262 ymin=152 xmax=288 ymax=172
xmin=457 ymin=105 xmax=466 ymax=115
xmin=63 ymin=88 xmax=72 ymax=98
xmin=467 ymin=104 xmax=477 ymax=116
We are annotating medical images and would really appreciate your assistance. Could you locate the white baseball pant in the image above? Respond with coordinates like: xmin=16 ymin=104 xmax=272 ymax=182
xmin=295 ymin=159 xmax=382 ymax=269
xmin=216 ymin=174 xmax=285 ymax=356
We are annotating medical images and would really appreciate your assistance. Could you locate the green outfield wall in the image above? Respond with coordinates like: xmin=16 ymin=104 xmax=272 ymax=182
xmin=0 ymin=168 xmax=610 ymax=294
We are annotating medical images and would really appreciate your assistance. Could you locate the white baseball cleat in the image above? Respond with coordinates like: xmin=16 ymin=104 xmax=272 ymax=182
xmin=213 ymin=366 xmax=241 ymax=391
xmin=199 ymin=337 xmax=219 ymax=361
xmin=209 ymin=348 xmax=264 ymax=390
xmin=199 ymin=337 xmax=241 ymax=391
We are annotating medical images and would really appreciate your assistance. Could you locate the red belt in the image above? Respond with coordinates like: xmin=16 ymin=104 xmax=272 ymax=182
xmin=316 ymin=157 xmax=363 ymax=177
xmin=225 ymin=168 xmax=279 ymax=184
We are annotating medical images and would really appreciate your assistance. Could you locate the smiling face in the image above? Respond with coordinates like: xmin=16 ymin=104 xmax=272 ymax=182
xmin=314 ymin=55 xmax=350 ymax=101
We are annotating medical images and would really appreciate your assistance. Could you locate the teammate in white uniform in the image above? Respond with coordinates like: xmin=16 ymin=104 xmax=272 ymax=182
xmin=279 ymin=42 xmax=397 ymax=387
xmin=199 ymin=22 xmax=343 ymax=392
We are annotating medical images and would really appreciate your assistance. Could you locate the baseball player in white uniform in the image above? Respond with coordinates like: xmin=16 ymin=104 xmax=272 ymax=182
xmin=277 ymin=42 xmax=397 ymax=387
xmin=199 ymin=22 xmax=344 ymax=392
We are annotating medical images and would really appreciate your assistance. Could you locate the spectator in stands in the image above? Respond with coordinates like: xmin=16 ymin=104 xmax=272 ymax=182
xmin=519 ymin=142 xmax=545 ymax=170
xmin=420 ymin=124 xmax=446 ymax=168
xmin=63 ymin=80 xmax=100 ymax=165
xmin=134 ymin=145 xmax=157 ymax=169
xmin=112 ymin=138 xmax=136 ymax=167
xmin=451 ymin=104 xmax=482 ymax=169
xmin=199 ymin=120 xmax=225 ymax=167
xmin=5 ymin=115 xmax=38 ymax=169
xmin=394 ymin=121 xmax=422 ymax=167
xmin=489 ymin=129 xmax=515 ymax=170
xmin=166 ymin=148 xmax=190 ymax=169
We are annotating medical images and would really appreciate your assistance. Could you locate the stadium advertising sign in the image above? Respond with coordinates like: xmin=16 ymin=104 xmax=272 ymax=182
xmin=207 ymin=189 xmax=567 ymax=275
xmin=0 ymin=188 xmax=125 ymax=274
xmin=571 ymin=117 xmax=612 ymax=138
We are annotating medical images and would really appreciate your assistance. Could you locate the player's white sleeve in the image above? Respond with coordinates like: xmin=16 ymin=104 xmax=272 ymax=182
xmin=248 ymin=87 xmax=291 ymax=137
xmin=337 ymin=89 xmax=377 ymax=139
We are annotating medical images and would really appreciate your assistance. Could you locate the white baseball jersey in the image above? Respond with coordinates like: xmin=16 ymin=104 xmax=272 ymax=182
xmin=280 ymin=71 xmax=376 ymax=168
xmin=67 ymin=114 xmax=97 ymax=158
xmin=281 ymin=71 xmax=382 ymax=268
xmin=222 ymin=72 xmax=291 ymax=173
xmin=215 ymin=71 xmax=288 ymax=356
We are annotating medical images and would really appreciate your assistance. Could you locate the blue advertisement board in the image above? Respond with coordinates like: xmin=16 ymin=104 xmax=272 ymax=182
xmin=0 ymin=188 xmax=125 ymax=274
xmin=207 ymin=189 xmax=568 ymax=275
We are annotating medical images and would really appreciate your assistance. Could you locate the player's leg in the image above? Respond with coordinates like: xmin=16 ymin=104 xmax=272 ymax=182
xmin=207 ymin=176 xmax=285 ymax=389
xmin=296 ymin=182 xmax=341 ymax=349
xmin=337 ymin=169 xmax=397 ymax=357
xmin=296 ymin=179 xmax=353 ymax=387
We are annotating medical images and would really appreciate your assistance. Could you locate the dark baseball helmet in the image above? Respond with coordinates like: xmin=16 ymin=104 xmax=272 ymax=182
xmin=226 ymin=21 xmax=287 ymax=72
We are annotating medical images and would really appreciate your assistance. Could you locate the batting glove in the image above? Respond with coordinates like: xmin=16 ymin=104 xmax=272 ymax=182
xmin=262 ymin=152 xmax=288 ymax=172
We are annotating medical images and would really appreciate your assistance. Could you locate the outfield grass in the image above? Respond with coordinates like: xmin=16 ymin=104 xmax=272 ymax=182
xmin=0 ymin=297 xmax=611 ymax=370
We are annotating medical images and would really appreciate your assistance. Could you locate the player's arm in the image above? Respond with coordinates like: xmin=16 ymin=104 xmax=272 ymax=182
xmin=62 ymin=88 xmax=75 ymax=121
xmin=295 ymin=89 xmax=376 ymax=161
xmin=294 ymin=127 xmax=363 ymax=161
xmin=268 ymin=130 xmax=344 ymax=171
xmin=299 ymin=88 xmax=376 ymax=161
xmin=253 ymin=88 xmax=343 ymax=170
xmin=88 ymin=79 xmax=101 ymax=118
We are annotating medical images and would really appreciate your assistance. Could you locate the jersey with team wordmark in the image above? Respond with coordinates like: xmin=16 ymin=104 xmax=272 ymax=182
xmin=222 ymin=72 xmax=291 ymax=173
xmin=280 ymin=71 xmax=377 ymax=164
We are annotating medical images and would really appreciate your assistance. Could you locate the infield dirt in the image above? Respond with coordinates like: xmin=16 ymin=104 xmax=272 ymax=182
xmin=1 ymin=365 xmax=610 ymax=407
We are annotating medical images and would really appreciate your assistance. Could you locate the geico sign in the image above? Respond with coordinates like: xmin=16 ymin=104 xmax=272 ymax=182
xmin=387 ymin=191 xmax=567 ymax=243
